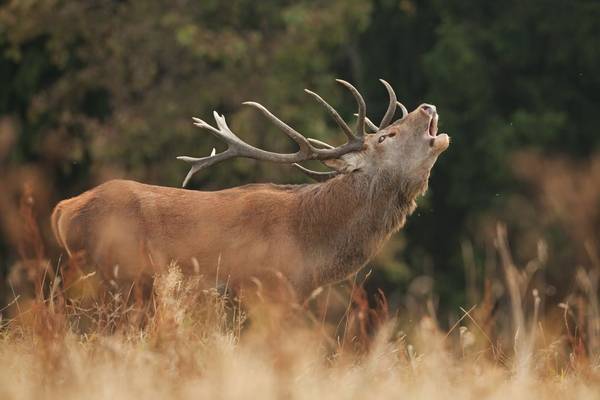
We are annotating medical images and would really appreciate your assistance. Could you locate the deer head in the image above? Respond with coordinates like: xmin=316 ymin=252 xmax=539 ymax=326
xmin=177 ymin=79 xmax=449 ymax=188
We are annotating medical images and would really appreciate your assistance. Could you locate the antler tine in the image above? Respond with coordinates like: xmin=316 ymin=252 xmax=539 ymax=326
xmin=307 ymin=138 xmax=335 ymax=149
xmin=243 ymin=102 xmax=312 ymax=153
xmin=177 ymin=147 xmax=230 ymax=187
xmin=354 ymin=113 xmax=378 ymax=132
xmin=379 ymin=79 xmax=397 ymax=129
xmin=292 ymin=163 xmax=338 ymax=182
xmin=192 ymin=116 xmax=227 ymax=138
xmin=335 ymin=79 xmax=366 ymax=137
xmin=397 ymin=101 xmax=408 ymax=119
xmin=304 ymin=89 xmax=354 ymax=141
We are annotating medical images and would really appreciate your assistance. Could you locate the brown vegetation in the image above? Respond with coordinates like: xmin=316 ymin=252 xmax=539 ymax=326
xmin=1 ymin=174 xmax=600 ymax=399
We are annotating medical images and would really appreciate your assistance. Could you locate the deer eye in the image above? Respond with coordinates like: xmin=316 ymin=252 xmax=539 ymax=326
xmin=378 ymin=132 xmax=396 ymax=144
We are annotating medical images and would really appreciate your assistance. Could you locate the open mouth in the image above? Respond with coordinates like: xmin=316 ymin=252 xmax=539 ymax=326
xmin=419 ymin=104 xmax=448 ymax=151
xmin=428 ymin=115 xmax=438 ymax=137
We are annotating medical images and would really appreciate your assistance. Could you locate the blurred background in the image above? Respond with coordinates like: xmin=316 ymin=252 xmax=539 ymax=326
xmin=1 ymin=0 xmax=599 ymax=320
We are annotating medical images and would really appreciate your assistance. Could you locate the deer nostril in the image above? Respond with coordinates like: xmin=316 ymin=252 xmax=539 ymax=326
xmin=421 ymin=104 xmax=436 ymax=115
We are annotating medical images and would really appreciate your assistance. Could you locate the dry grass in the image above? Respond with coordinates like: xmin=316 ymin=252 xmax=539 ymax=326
xmin=1 ymin=254 xmax=600 ymax=400
xmin=2 ymin=155 xmax=600 ymax=399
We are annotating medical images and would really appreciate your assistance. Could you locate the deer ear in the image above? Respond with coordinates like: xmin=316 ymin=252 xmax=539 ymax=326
xmin=322 ymin=158 xmax=350 ymax=172
xmin=322 ymin=152 xmax=364 ymax=173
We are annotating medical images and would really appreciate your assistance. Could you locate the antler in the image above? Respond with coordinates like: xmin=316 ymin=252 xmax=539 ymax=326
xmin=178 ymin=79 xmax=367 ymax=187
xmin=178 ymin=79 xmax=411 ymax=186
xmin=353 ymin=79 xmax=408 ymax=134
xmin=379 ymin=79 xmax=408 ymax=128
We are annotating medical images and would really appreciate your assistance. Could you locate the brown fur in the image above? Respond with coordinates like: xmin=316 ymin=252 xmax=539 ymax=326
xmin=51 ymin=104 xmax=448 ymax=297
xmin=51 ymin=170 xmax=425 ymax=297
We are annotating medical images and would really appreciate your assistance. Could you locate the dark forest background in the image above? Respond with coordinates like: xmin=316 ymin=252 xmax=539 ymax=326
xmin=1 ymin=0 xmax=599 ymax=316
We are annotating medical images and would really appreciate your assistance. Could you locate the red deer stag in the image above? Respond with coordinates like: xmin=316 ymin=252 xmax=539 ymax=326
xmin=51 ymin=79 xmax=449 ymax=297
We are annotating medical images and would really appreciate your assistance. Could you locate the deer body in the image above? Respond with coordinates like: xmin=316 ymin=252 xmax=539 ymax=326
xmin=52 ymin=79 xmax=449 ymax=297
xmin=52 ymin=169 xmax=424 ymax=295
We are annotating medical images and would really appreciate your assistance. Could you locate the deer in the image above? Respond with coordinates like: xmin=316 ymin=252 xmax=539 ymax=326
xmin=51 ymin=79 xmax=449 ymax=299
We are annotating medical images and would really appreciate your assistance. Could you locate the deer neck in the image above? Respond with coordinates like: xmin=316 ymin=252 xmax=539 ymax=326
xmin=293 ymin=170 xmax=427 ymax=286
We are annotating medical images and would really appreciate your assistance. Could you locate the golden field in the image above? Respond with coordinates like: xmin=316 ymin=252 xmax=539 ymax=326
xmin=1 ymin=241 xmax=600 ymax=400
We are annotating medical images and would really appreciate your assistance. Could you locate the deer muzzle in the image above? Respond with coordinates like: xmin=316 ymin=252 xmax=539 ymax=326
xmin=419 ymin=104 xmax=449 ymax=152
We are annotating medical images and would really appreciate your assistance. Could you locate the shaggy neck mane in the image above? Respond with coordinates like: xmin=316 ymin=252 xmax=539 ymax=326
xmin=290 ymin=170 xmax=428 ymax=286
